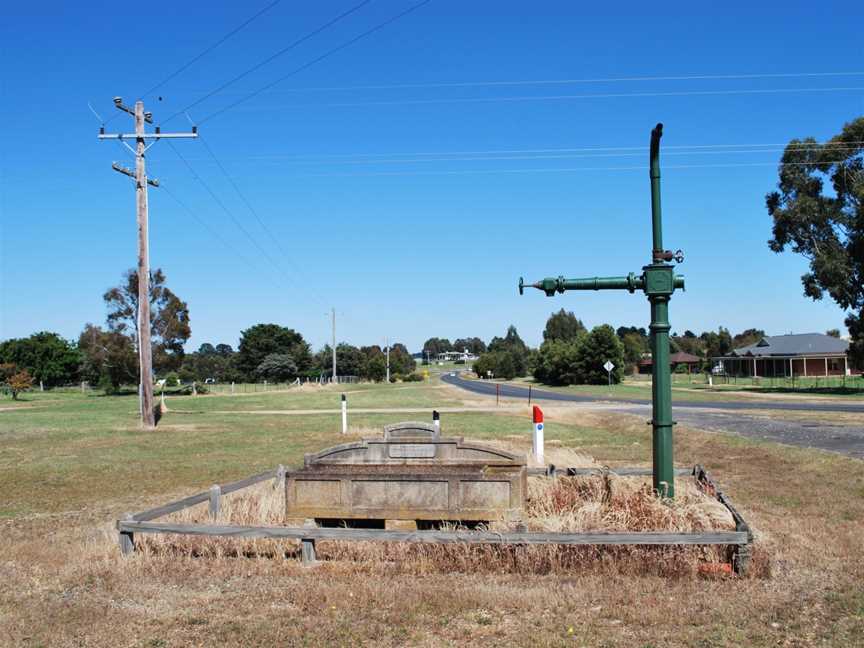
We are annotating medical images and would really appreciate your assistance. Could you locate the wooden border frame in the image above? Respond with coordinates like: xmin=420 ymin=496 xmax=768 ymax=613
xmin=116 ymin=463 xmax=753 ymax=574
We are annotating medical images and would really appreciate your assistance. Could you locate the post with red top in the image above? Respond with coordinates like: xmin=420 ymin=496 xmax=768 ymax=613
xmin=341 ymin=393 xmax=347 ymax=435
xmin=532 ymin=405 xmax=544 ymax=464
xmin=496 ymin=383 xmax=500 ymax=405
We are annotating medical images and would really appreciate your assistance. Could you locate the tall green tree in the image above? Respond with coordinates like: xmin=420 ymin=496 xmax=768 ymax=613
xmin=574 ymin=325 xmax=624 ymax=384
xmin=543 ymin=309 xmax=586 ymax=342
xmin=237 ymin=324 xmax=311 ymax=379
xmin=0 ymin=331 xmax=81 ymax=387
xmin=254 ymin=353 xmax=298 ymax=382
xmin=422 ymin=337 xmax=453 ymax=358
xmin=103 ymin=268 xmax=191 ymax=373
xmin=452 ymin=337 xmax=487 ymax=355
xmin=77 ymin=324 xmax=138 ymax=391
xmin=388 ymin=343 xmax=416 ymax=376
xmin=766 ymin=116 xmax=864 ymax=367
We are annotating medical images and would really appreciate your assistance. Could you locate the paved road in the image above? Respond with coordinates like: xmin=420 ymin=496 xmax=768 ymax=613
xmin=442 ymin=373 xmax=864 ymax=458
xmin=441 ymin=373 xmax=864 ymax=413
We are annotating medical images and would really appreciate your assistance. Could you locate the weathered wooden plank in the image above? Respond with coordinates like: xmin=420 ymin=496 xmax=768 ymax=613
xmin=131 ymin=469 xmax=280 ymax=521
xmin=132 ymin=491 xmax=211 ymax=522
xmin=301 ymin=538 xmax=316 ymax=565
xmin=119 ymin=513 xmax=135 ymax=556
xmin=118 ymin=521 xmax=748 ymax=546
xmin=220 ymin=468 xmax=280 ymax=495
xmin=209 ymin=485 xmax=221 ymax=519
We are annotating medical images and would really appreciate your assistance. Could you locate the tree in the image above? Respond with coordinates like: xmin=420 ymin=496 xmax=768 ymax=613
xmin=621 ymin=332 xmax=647 ymax=371
xmin=181 ymin=342 xmax=240 ymax=383
xmin=701 ymin=327 xmax=733 ymax=360
xmin=766 ymin=116 xmax=864 ymax=367
xmin=365 ymin=355 xmax=387 ymax=382
xmin=237 ymin=324 xmax=311 ymax=379
xmin=452 ymin=337 xmax=487 ymax=355
xmin=388 ymin=343 xmax=416 ymax=376
xmin=488 ymin=325 xmax=530 ymax=376
xmin=543 ymin=309 xmax=586 ymax=342
xmin=254 ymin=353 xmax=297 ymax=382
xmin=0 ymin=332 xmax=81 ymax=387
xmin=422 ymin=337 xmax=453 ymax=358
xmin=77 ymin=324 xmax=138 ymax=391
xmin=4 ymin=368 xmax=33 ymax=400
xmin=533 ymin=339 xmax=582 ymax=385
xmin=732 ymin=328 xmax=765 ymax=348
xmin=826 ymin=328 xmax=842 ymax=338
xmin=574 ymin=325 xmax=625 ymax=384
xmin=103 ymin=268 xmax=191 ymax=373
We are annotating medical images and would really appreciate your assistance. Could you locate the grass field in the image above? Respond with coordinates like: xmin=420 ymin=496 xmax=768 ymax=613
xmin=1 ymin=378 xmax=863 ymax=646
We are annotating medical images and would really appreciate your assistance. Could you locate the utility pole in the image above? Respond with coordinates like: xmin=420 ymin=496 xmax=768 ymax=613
xmin=99 ymin=98 xmax=197 ymax=428
xmin=331 ymin=307 xmax=337 ymax=384
xmin=385 ymin=337 xmax=390 ymax=383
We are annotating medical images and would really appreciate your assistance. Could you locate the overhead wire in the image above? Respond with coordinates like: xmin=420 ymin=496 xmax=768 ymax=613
xmin=196 ymin=133 xmax=328 ymax=307
xmin=162 ymin=0 xmax=376 ymax=125
xmin=159 ymin=182 xmax=262 ymax=273
xmin=246 ymin=70 xmax=864 ymax=93
xmin=292 ymin=159 xmax=853 ymax=178
xmin=104 ymin=0 xmax=285 ymax=126
xmin=165 ymin=140 xmax=331 ymax=308
xmin=196 ymin=0 xmax=433 ymax=125
xmin=182 ymin=144 xmax=864 ymax=166
xmin=313 ymin=86 xmax=864 ymax=108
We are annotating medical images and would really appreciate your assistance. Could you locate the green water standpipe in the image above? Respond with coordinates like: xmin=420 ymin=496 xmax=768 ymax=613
xmin=519 ymin=123 xmax=685 ymax=498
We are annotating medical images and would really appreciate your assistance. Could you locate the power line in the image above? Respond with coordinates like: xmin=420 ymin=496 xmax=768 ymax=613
xmin=141 ymin=0 xmax=284 ymax=100
xmin=159 ymin=182 xmax=262 ymax=273
xmin=197 ymin=0 xmax=433 ymax=125
xmin=163 ymin=0 xmax=375 ymax=125
xmin=292 ymin=159 xmax=853 ymax=178
xmin=197 ymin=134 xmax=327 ymax=306
xmin=313 ymin=85 xmax=864 ymax=108
xmin=243 ymin=70 xmax=864 ymax=93
xmin=166 ymin=140 xmax=326 ymax=304
xmin=105 ymin=1 xmax=284 ymax=126
xmin=179 ymin=144 xmax=864 ymax=167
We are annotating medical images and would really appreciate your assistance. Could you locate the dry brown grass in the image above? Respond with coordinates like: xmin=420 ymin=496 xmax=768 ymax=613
xmin=136 ymin=460 xmax=740 ymax=579
xmin=2 ymin=404 xmax=863 ymax=646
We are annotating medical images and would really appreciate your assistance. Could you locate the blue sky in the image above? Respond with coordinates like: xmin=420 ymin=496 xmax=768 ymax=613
xmin=1 ymin=0 xmax=862 ymax=353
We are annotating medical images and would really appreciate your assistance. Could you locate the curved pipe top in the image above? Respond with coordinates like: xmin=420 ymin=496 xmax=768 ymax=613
xmin=649 ymin=122 xmax=663 ymax=179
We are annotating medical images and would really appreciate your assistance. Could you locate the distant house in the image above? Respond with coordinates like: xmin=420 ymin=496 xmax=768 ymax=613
xmin=712 ymin=333 xmax=851 ymax=377
xmin=638 ymin=351 xmax=701 ymax=374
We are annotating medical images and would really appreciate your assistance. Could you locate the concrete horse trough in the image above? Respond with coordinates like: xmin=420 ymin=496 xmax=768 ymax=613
xmin=285 ymin=421 xmax=527 ymax=529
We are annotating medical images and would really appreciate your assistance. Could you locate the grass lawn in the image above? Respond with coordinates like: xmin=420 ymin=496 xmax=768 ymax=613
xmin=1 ymin=380 xmax=862 ymax=646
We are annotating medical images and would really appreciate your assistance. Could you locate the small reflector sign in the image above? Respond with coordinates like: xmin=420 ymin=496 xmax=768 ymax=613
xmin=603 ymin=360 xmax=615 ymax=373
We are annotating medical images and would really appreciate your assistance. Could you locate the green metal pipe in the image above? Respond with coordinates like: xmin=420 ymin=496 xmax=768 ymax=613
xmin=649 ymin=295 xmax=675 ymax=498
xmin=650 ymin=123 xmax=664 ymax=255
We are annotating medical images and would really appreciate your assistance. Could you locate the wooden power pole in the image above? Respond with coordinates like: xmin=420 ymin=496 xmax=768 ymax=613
xmin=99 ymin=98 xmax=197 ymax=428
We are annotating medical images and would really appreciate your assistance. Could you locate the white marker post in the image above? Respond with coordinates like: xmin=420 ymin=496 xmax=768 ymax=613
xmin=341 ymin=393 xmax=348 ymax=435
xmin=532 ymin=405 xmax=544 ymax=465
xmin=432 ymin=410 xmax=440 ymax=436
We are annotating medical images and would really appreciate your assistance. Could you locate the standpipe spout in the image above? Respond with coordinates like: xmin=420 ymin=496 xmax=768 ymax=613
xmin=650 ymin=123 xmax=664 ymax=256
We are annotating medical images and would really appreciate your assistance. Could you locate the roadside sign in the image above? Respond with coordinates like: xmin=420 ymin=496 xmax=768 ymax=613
xmin=604 ymin=360 xmax=615 ymax=389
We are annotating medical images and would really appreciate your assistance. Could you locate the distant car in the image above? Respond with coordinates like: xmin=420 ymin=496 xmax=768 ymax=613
xmin=204 ymin=378 xmax=216 ymax=384
xmin=450 ymin=372 xmax=456 ymax=377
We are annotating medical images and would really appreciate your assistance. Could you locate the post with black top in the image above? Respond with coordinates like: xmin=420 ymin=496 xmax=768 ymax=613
xmin=519 ymin=123 xmax=685 ymax=499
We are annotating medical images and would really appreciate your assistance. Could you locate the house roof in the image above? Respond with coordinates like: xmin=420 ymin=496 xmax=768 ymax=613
xmin=725 ymin=333 xmax=848 ymax=358
xmin=639 ymin=351 xmax=701 ymax=365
